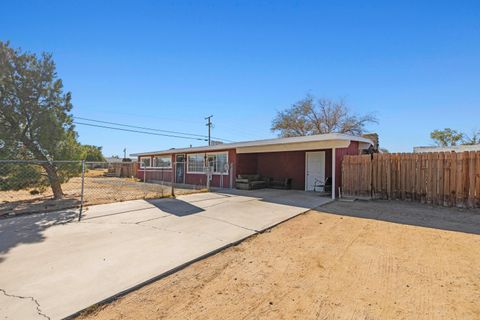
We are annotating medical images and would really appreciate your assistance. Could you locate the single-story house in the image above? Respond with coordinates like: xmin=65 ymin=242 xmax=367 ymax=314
xmin=131 ymin=133 xmax=373 ymax=198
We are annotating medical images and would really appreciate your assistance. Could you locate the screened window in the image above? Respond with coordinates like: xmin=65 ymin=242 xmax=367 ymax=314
xmin=206 ymin=152 xmax=228 ymax=174
xmin=187 ymin=154 xmax=205 ymax=173
xmin=153 ymin=156 xmax=171 ymax=168
xmin=140 ymin=157 xmax=151 ymax=168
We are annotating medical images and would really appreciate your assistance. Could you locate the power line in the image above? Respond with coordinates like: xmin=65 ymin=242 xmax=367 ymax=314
xmin=73 ymin=121 xmax=209 ymax=141
xmin=73 ymin=116 xmax=234 ymax=142
xmin=74 ymin=116 xmax=206 ymax=138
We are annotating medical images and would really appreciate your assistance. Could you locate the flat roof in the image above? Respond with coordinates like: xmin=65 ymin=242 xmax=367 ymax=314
xmin=130 ymin=133 xmax=373 ymax=156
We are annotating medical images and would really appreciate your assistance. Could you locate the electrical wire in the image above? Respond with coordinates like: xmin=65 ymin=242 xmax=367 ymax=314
xmin=74 ymin=116 xmax=206 ymax=138
xmin=73 ymin=116 xmax=234 ymax=142
xmin=73 ymin=121 xmax=209 ymax=141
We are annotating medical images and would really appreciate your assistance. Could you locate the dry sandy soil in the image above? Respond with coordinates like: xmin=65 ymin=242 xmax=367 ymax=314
xmin=0 ymin=169 xmax=200 ymax=216
xmin=78 ymin=200 xmax=480 ymax=320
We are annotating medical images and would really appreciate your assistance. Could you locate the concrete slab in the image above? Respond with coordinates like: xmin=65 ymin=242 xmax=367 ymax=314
xmin=0 ymin=189 xmax=330 ymax=319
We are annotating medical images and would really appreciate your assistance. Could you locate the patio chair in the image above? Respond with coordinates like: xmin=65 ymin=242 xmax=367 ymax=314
xmin=314 ymin=177 xmax=332 ymax=193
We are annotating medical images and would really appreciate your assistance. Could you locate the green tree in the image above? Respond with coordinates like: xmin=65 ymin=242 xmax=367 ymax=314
xmin=462 ymin=130 xmax=480 ymax=145
xmin=430 ymin=128 xmax=464 ymax=147
xmin=81 ymin=145 xmax=105 ymax=162
xmin=0 ymin=41 xmax=82 ymax=198
xmin=271 ymin=95 xmax=377 ymax=137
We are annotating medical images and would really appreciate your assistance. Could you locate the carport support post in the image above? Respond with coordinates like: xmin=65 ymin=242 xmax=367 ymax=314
xmin=206 ymin=171 xmax=210 ymax=191
xmin=78 ymin=160 xmax=85 ymax=222
xmin=332 ymin=148 xmax=336 ymax=199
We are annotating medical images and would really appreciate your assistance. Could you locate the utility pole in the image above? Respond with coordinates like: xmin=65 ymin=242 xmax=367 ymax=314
xmin=205 ymin=115 xmax=213 ymax=146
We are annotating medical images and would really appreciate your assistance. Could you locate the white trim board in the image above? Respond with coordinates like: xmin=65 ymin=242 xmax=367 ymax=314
xmin=131 ymin=133 xmax=373 ymax=157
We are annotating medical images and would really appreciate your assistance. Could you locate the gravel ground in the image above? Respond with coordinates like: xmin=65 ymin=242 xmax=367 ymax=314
xmin=77 ymin=200 xmax=480 ymax=320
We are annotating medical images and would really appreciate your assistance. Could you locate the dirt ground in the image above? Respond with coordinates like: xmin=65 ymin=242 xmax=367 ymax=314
xmin=0 ymin=169 xmax=200 ymax=216
xmin=78 ymin=200 xmax=480 ymax=320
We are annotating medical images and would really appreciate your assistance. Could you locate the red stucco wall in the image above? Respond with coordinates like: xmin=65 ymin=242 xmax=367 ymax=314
xmin=249 ymin=142 xmax=359 ymax=191
xmin=253 ymin=148 xmax=339 ymax=190
xmin=256 ymin=151 xmax=306 ymax=190
xmin=236 ymin=153 xmax=258 ymax=175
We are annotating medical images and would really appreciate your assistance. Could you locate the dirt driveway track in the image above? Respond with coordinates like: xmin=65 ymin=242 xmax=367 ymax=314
xmin=0 ymin=189 xmax=329 ymax=320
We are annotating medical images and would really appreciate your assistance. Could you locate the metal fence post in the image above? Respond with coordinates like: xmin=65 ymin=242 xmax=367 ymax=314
xmin=78 ymin=160 xmax=85 ymax=221
xmin=229 ymin=162 xmax=233 ymax=189
xmin=171 ymin=162 xmax=175 ymax=197
xmin=206 ymin=165 xmax=211 ymax=192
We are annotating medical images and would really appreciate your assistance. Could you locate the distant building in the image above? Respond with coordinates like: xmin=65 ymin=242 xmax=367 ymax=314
xmin=413 ymin=144 xmax=480 ymax=153
xmin=105 ymin=156 xmax=137 ymax=163
xmin=210 ymin=140 xmax=224 ymax=146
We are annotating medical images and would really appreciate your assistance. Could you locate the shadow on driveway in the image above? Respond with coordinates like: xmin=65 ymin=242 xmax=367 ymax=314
xmin=319 ymin=199 xmax=480 ymax=235
xmin=147 ymin=198 xmax=204 ymax=217
xmin=0 ymin=209 xmax=77 ymax=263
xmin=213 ymin=188 xmax=332 ymax=209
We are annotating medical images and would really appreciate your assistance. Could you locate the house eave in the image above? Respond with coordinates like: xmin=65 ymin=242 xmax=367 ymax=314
xmin=130 ymin=133 xmax=373 ymax=157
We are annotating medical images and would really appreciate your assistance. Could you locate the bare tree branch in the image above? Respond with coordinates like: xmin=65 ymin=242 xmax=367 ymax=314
xmin=271 ymin=95 xmax=377 ymax=137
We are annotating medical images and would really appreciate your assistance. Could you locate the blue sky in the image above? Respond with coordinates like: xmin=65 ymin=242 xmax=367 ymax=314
xmin=1 ymin=0 xmax=479 ymax=156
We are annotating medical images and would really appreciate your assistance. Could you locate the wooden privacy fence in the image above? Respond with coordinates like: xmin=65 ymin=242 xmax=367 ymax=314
xmin=342 ymin=152 xmax=480 ymax=208
xmin=108 ymin=162 xmax=138 ymax=178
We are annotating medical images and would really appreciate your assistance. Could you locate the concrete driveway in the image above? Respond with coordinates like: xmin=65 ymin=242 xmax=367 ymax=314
xmin=0 ymin=189 xmax=330 ymax=319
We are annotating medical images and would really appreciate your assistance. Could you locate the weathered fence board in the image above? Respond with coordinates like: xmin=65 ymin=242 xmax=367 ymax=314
xmin=342 ymin=155 xmax=372 ymax=198
xmin=109 ymin=162 xmax=138 ymax=177
xmin=342 ymin=151 xmax=480 ymax=208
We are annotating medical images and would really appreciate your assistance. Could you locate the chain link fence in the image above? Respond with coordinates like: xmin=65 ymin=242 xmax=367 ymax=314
xmin=0 ymin=160 xmax=215 ymax=218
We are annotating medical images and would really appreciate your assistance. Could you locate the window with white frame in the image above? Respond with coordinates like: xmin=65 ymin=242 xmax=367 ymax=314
xmin=153 ymin=156 xmax=172 ymax=168
xmin=140 ymin=157 xmax=151 ymax=168
xmin=207 ymin=152 xmax=229 ymax=174
xmin=187 ymin=154 xmax=205 ymax=173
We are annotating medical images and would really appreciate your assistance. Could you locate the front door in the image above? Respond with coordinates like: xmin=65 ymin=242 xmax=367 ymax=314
xmin=175 ymin=154 xmax=185 ymax=184
xmin=305 ymin=151 xmax=325 ymax=191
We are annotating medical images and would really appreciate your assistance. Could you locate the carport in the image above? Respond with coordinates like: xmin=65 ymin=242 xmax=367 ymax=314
xmin=236 ymin=149 xmax=334 ymax=192
xmin=234 ymin=134 xmax=373 ymax=198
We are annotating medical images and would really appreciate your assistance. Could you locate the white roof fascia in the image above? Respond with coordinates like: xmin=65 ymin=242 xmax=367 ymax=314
xmin=130 ymin=133 xmax=373 ymax=156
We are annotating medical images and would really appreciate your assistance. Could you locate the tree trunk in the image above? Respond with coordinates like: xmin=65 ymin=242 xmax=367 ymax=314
xmin=43 ymin=163 xmax=64 ymax=199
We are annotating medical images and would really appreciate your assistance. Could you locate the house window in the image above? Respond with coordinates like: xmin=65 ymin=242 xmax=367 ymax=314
xmin=206 ymin=152 xmax=229 ymax=174
xmin=140 ymin=157 xmax=151 ymax=168
xmin=187 ymin=154 xmax=205 ymax=173
xmin=153 ymin=156 xmax=171 ymax=168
